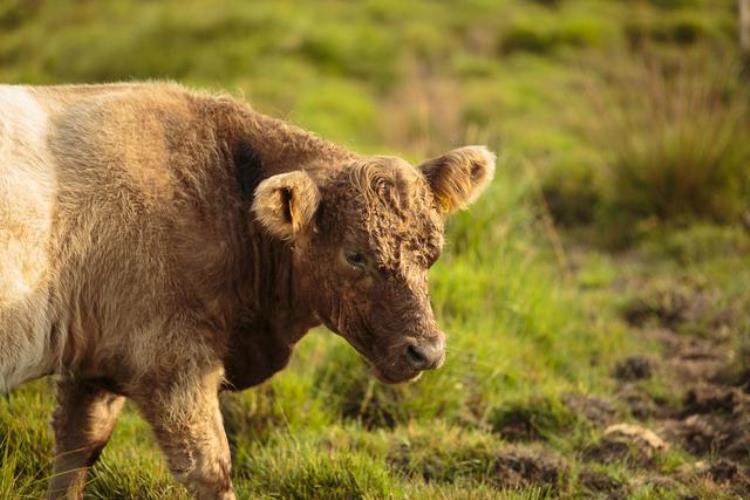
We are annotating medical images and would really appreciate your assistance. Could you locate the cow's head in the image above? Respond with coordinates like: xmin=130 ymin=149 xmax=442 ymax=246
xmin=253 ymin=146 xmax=495 ymax=383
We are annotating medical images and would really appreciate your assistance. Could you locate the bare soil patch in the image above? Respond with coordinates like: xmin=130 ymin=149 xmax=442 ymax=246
xmin=492 ymin=446 xmax=566 ymax=489
xmin=563 ymin=393 xmax=617 ymax=427
xmin=582 ymin=263 xmax=750 ymax=495
xmin=613 ymin=355 xmax=655 ymax=382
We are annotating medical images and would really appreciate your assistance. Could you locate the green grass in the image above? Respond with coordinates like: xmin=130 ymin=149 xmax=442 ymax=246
xmin=1 ymin=0 xmax=749 ymax=497
xmin=589 ymin=52 xmax=749 ymax=226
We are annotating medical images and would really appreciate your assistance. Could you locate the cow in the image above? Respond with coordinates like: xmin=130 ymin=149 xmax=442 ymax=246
xmin=0 ymin=82 xmax=495 ymax=499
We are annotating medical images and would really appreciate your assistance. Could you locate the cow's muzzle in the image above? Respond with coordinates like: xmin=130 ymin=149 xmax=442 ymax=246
xmin=403 ymin=334 xmax=445 ymax=371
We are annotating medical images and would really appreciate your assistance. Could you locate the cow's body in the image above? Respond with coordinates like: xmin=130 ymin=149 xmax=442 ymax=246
xmin=0 ymin=83 xmax=495 ymax=499
xmin=0 ymin=83 xmax=348 ymax=499
xmin=1 ymin=83 xmax=331 ymax=396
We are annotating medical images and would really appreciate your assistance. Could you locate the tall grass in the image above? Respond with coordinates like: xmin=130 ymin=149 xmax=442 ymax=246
xmin=589 ymin=52 xmax=750 ymax=223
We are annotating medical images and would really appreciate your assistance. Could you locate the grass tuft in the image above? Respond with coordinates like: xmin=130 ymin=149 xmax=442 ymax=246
xmin=589 ymin=52 xmax=750 ymax=226
xmin=489 ymin=397 xmax=579 ymax=442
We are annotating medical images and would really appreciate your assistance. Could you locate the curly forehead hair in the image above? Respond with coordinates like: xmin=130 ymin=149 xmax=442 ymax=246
xmin=320 ymin=158 xmax=444 ymax=271
xmin=350 ymin=158 xmax=427 ymax=212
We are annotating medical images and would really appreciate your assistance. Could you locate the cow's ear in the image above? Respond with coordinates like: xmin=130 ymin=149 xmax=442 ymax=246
xmin=418 ymin=145 xmax=496 ymax=215
xmin=253 ymin=171 xmax=320 ymax=240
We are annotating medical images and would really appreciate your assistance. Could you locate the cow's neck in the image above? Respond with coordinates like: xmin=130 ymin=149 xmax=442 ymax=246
xmin=220 ymin=104 xmax=343 ymax=390
xmin=222 ymin=223 xmax=320 ymax=391
xmin=219 ymin=102 xmax=354 ymax=179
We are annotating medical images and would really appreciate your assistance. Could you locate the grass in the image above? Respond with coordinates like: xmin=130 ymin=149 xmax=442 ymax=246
xmin=1 ymin=0 xmax=749 ymax=497
xmin=589 ymin=51 xmax=750 ymax=224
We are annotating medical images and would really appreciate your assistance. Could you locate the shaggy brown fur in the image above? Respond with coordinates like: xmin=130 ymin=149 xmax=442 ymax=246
xmin=0 ymin=82 xmax=495 ymax=499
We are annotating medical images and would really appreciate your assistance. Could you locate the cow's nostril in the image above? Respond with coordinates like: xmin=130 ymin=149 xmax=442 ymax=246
xmin=405 ymin=344 xmax=429 ymax=369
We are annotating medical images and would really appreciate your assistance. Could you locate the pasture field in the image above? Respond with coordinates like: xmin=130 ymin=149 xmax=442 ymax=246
xmin=1 ymin=1 xmax=749 ymax=497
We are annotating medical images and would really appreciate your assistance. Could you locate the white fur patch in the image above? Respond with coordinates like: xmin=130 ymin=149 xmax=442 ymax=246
xmin=0 ymin=86 xmax=57 ymax=392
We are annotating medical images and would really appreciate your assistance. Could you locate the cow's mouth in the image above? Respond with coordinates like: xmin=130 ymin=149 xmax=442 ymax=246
xmin=372 ymin=365 xmax=423 ymax=384
xmin=322 ymin=315 xmax=425 ymax=384
xmin=354 ymin=344 xmax=423 ymax=385
xmin=356 ymin=325 xmax=425 ymax=384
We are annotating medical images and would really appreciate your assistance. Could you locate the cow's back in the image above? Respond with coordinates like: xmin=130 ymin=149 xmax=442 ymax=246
xmin=0 ymin=83 xmax=218 ymax=390
xmin=0 ymin=86 xmax=58 ymax=391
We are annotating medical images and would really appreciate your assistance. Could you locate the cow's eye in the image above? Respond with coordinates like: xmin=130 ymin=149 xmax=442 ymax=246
xmin=345 ymin=250 xmax=367 ymax=270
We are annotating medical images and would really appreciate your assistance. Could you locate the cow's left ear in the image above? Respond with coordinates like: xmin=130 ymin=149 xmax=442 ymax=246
xmin=253 ymin=171 xmax=320 ymax=240
xmin=418 ymin=145 xmax=496 ymax=215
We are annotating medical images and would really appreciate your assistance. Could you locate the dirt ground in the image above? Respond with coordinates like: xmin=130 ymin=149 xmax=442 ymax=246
xmin=486 ymin=260 xmax=750 ymax=498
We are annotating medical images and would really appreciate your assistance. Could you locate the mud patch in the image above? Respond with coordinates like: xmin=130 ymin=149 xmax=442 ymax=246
xmin=734 ymin=368 xmax=750 ymax=394
xmin=389 ymin=440 xmax=567 ymax=491
xmin=616 ymin=383 xmax=671 ymax=420
xmin=649 ymin=328 xmax=730 ymax=385
xmin=493 ymin=447 xmax=566 ymax=489
xmin=674 ymin=459 xmax=750 ymax=498
xmin=681 ymin=385 xmax=746 ymax=416
xmin=580 ymin=231 xmax=750 ymax=497
xmin=613 ymin=356 xmax=655 ymax=382
xmin=706 ymin=459 xmax=749 ymax=484
xmin=563 ymin=392 xmax=617 ymax=427
xmin=621 ymin=280 xmax=732 ymax=337
xmin=658 ymin=383 xmax=750 ymax=460
xmin=706 ymin=460 xmax=750 ymax=496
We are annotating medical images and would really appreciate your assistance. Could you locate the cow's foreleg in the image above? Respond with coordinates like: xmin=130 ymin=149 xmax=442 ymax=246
xmin=134 ymin=368 xmax=234 ymax=500
xmin=47 ymin=378 xmax=125 ymax=499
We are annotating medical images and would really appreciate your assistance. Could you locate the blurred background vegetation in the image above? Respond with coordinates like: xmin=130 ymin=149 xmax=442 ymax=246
xmin=1 ymin=0 xmax=749 ymax=498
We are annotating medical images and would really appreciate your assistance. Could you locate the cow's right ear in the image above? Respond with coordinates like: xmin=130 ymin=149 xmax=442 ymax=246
xmin=252 ymin=171 xmax=320 ymax=240
xmin=418 ymin=145 xmax=496 ymax=215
